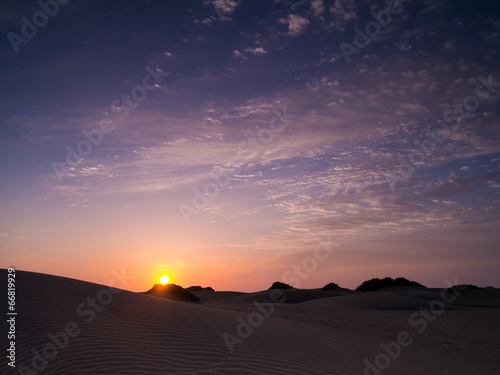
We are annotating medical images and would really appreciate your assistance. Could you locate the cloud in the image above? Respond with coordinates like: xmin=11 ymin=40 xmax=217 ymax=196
xmin=329 ymin=0 xmax=357 ymax=31
xmin=398 ymin=102 xmax=430 ymax=113
xmin=201 ymin=16 xmax=217 ymax=26
xmin=311 ymin=0 xmax=325 ymax=16
xmin=420 ymin=0 xmax=446 ymax=14
xmin=421 ymin=170 xmax=500 ymax=199
xmin=244 ymin=47 xmax=267 ymax=55
xmin=210 ymin=0 xmax=242 ymax=21
xmin=281 ymin=14 xmax=310 ymax=36
xmin=232 ymin=50 xmax=248 ymax=59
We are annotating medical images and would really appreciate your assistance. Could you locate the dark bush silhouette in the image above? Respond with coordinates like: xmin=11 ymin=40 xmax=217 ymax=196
xmin=446 ymin=284 xmax=479 ymax=293
xmin=269 ymin=281 xmax=293 ymax=290
xmin=145 ymin=284 xmax=200 ymax=302
xmin=186 ymin=286 xmax=214 ymax=292
xmin=322 ymin=282 xmax=341 ymax=291
xmin=393 ymin=277 xmax=425 ymax=288
xmin=356 ymin=277 xmax=426 ymax=292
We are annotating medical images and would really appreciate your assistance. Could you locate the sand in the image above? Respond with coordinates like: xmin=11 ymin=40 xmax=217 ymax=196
xmin=1 ymin=269 xmax=499 ymax=374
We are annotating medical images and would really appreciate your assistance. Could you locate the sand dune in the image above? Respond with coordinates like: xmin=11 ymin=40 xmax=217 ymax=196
xmin=2 ymin=269 xmax=500 ymax=374
xmin=192 ymin=288 xmax=350 ymax=306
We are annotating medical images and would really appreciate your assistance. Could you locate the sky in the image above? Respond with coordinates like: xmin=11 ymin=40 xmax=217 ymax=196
xmin=1 ymin=0 xmax=499 ymax=292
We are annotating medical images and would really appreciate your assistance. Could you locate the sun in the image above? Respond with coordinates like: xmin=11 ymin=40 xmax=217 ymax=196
xmin=159 ymin=275 xmax=170 ymax=285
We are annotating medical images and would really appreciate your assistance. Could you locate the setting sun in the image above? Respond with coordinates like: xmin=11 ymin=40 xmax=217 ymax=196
xmin=159 ymin=275 xmax=170 ymax=285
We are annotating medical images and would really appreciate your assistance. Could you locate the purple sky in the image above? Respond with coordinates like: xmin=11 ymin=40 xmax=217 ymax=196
xmin=1 ymin=0 xmax=499 ymax=291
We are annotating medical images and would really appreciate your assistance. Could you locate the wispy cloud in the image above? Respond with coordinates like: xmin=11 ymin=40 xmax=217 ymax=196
xmin=329 ymin=0 xmax=357 ymax=31
xmin=281 ymin=14 xmax=310 ymax=36
xmin=244 ymin=47 xmax=267 ymax=55
xmin=311 ymin=0 xmax=325 ymax=17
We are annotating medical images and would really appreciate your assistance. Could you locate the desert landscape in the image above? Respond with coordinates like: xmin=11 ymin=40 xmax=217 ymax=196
xmin=2 ymin=268 xmax=499 ymax=374
xmin=1 ymin=1 xmax=500 ymax=374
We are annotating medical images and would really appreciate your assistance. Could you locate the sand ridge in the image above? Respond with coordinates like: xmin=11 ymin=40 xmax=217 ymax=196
xmin=1 ymin=269 xmax=499 ymax=374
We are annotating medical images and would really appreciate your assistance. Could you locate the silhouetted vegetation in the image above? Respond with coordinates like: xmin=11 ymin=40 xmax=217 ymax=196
xmin=186 ymin=286 xmax=214 ymax=292
xmin=322 ymin=282 xmax=341 ymax=291
xmin=394 ymin=277 xmax=425 ymax=287
xmin=445 ymin=284 xmax=479 ymax=293
xmin=269 ymin=281 xmax=293 ymax=290
xmin=355 ymin=277 xmax=426 ymax=292
xmin=145 ymin=284 xmax=200 ymax=302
